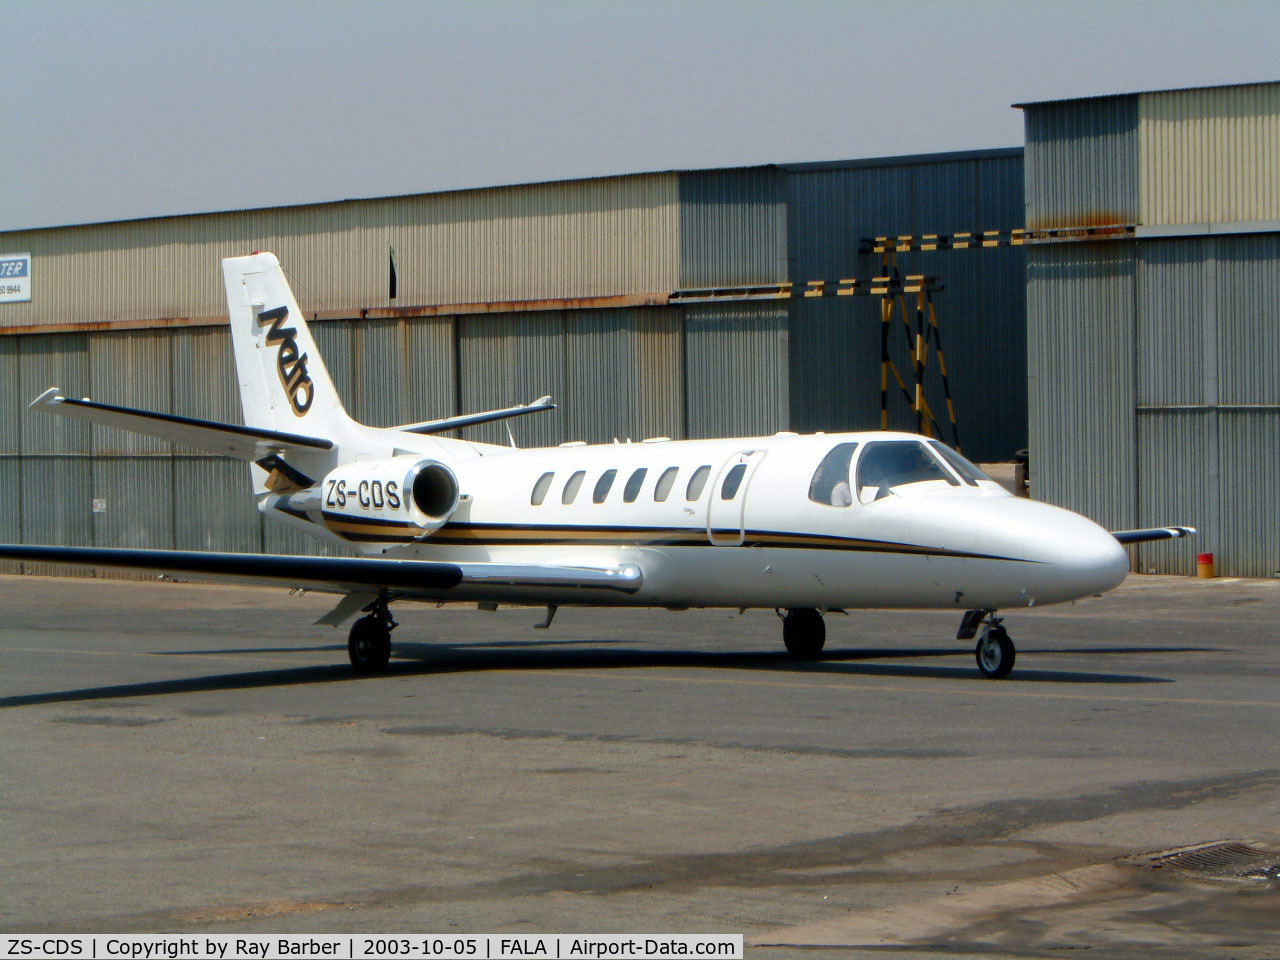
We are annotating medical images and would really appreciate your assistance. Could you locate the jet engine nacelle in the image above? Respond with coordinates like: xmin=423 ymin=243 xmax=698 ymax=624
xmin=288 ymin=457 xmax=460 ymax=540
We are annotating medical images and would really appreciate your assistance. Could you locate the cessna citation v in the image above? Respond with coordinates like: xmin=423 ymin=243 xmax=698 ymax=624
xmin=0 ymin=253 xmax=1193 ymax=679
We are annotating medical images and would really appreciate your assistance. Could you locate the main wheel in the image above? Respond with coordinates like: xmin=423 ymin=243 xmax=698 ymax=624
xmin=782 ymin=608 xmax=826 ymax=659
xmin=975 ymin=625 xmax=1015 ymax=679
xmin=348 ymin=615 xmax=392 ymax=673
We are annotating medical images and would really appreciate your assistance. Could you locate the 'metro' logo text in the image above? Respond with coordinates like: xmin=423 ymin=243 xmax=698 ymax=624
xmin=257 ymin=306 xmax=314 ymax=415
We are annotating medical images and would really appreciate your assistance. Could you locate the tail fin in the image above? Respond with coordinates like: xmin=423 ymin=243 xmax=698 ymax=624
xmin=221 ymin=252 xmax=354 ymax=436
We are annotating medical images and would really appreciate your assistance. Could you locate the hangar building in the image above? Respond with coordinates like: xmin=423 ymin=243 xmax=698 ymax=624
xmin=0 ymin=151 xmax=1026 ymax=573
xmin=0 ymin=79 xmax=1275 ymax=578
xmin=1021 ymin=81 xmax=1280 ymax=578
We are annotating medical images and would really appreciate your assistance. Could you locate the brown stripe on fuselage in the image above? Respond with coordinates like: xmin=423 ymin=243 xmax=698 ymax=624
xmin=320 ymin=519 xmax=1033 ymax=562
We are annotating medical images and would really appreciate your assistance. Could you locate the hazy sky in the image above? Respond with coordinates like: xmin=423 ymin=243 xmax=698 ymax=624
xmin=3 ymin=0 xmax=1278 ymax=231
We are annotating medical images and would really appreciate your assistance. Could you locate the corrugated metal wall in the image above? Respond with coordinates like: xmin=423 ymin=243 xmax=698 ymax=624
xmin=1024 ymin=83 xmax=1280 ymax=577
xmin=1140 ymin=84 xmax=1280 ymax=226
xmin=457 ymin=306 xmax=685 ymax=448
xmin=1134 ymin=239 xmax=1214 ymax=575
xmin=0 ymin=173 xmax=682 ymax=328
xmin=678 ymin=168 xmax=787 ymax=288
xmin=1032 ymin=229 xmax=1280 ymax=576
xmin=1023 ymin=96 xmax=1139 ymax=229
xmin=785 ymin=151 xmax=1027 ymax=461
xmin=684 ymin=302 xmax=789 ymax=439
xmin=1026 ymin=242 xmax=1136 ymax=532
xmin=1219 ymin=411 xmax=1280 ymax=579
xmin=1211 ymin=236 xmax=1280 ymax=577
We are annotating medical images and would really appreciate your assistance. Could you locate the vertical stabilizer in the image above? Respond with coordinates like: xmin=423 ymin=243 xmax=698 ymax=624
xmin=222 ymin=252 xmax=353 ymax=436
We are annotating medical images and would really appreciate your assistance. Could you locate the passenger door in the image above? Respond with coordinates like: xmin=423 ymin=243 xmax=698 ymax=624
xmin=706 ymin=449 xmax=767 ymax=546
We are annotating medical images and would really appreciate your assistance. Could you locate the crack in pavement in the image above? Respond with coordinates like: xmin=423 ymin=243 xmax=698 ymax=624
xmin=53 ymin=767 xmax=1280 ymax=933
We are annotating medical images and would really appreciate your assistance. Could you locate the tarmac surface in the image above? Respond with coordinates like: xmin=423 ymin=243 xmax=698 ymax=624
xmin=1 ymin=571 xmax=1279 ymax=958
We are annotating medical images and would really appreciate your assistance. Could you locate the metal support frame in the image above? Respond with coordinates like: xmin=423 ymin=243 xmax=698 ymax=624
xmin=876 ymin=250 xmax=961 ymax=451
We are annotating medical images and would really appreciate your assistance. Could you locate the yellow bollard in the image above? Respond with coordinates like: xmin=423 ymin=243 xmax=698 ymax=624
xmin=1196 ymin=552 xmax=1215 ymax=579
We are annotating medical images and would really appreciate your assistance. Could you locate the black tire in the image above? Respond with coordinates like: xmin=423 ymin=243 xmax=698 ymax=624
xmin=348 ymin=615 xmax=392 ymax=673
xmin=783 ymin=608 xmax=826 ymax=659
xmin=975 ymin=625 xmax=1015 ymax=679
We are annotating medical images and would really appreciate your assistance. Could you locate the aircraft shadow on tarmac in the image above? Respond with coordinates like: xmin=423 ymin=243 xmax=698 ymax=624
xmin=0 ymin=640 xmax=1195 ymax=708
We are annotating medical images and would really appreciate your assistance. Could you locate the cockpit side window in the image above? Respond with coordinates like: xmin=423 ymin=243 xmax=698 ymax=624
xmin=856 ymin=440 xmax=959 ymax=502
xmin=928 ymin=441 xmax=990 ymax=486
xmin=808 ymin=442 xmax=858 ymax=506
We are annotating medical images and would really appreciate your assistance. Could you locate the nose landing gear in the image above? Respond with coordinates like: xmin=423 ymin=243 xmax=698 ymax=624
xmin=959 ymin=609 xmax=1015 ymax=679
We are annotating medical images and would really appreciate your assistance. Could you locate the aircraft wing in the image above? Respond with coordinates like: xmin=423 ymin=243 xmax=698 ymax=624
xmin=0 ymin=544 xmax=643 ymax=607
xmin=1111 ymin=526 xmax=1196 ymax=544
xmin=28 ymin=389 xmax=332 ymax=461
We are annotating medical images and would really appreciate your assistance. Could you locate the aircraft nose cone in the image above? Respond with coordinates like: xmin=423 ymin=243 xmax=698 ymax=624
xmin=1020 ymin=501 xmax=1130 ymax=601
xmin=953 ymin=497 xmax=1132 ymax=604
xmin=1068 ymin=526 xmax=1131 ymax=595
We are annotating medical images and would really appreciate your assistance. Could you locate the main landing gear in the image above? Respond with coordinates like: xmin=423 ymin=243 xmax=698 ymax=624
xmin=348 ymin=593 xmax=397 ymax=673
xmin=779 ymin=607 xmax=1016 ymax=678
xmin=959 ymin=609 xmax=1016 ymax=679
xmin=780 ymin=607 xmax=826 ymax=659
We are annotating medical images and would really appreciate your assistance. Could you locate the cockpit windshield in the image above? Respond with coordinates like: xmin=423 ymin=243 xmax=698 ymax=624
xmin=856 ymin=440 xmax=958 ymax=502
xmin=928 ymin=441 xmax=992 ymax=486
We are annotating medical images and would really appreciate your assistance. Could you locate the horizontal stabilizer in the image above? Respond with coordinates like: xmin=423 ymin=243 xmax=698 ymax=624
xmin=0 ymin=544 xmax=643 ymax=608
xmin=1111 ymin=526 xmax=1197 ymax=544
xmin=29 ymin=389 xmax=333 ymax=460
xmin=395 ymin=397 xmax=555 ymax=435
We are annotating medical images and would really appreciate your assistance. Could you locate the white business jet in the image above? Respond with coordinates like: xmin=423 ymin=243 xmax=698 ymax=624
xmin=0 ymin=253 xmax=1193 ymax=678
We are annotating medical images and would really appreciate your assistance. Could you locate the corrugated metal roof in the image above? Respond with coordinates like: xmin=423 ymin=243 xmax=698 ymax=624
xmin=3 ymin=165 xmax=772 ymax=235
xmin=779 ymin=147 xmax=1022 ymax=173
xmin=1015 ymin=79 xmax=1280 ymax=109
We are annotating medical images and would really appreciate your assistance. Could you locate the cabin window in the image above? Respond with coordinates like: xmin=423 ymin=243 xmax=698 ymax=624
xmin=686 ymin=464 xmax=711 ymax=501
xmin=593 ymin=469 xmax=617 ymax=503
xmin=720 ymin=463 xmax=748 ymax=499
xmin=562 ymin=470 xmax=586 ymax=505
xmin=929 ymin=441 xmax=989 ymax=487
xmin=808 ymin=442 xmax=858 ymax=506
xmin=623 ymin=467 xmax=647 ymax=503
xmin=856 ymin=440 xmax=958 ymax=503
xmin=653 ymin=466 xmax=679 ymax=502
xmin=531 ymin=471 xmax=554 ymax=506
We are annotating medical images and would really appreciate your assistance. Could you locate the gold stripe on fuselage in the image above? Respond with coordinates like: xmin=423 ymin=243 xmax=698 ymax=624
xmin=319 ymin=518 xmax=1030 ymax=562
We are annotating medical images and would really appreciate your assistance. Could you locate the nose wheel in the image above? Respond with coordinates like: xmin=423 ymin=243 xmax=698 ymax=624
xmin=974 ymin=618 xmax=1015 ymax=679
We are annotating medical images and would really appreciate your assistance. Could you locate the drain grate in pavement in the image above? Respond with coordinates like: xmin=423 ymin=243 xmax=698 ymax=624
xmin=1131 ymin=841 xmax=1280 ymax=885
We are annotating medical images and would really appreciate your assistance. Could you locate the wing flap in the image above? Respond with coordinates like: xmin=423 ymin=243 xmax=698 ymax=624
xmin=29 ymin=389 xmax=332 ymax=461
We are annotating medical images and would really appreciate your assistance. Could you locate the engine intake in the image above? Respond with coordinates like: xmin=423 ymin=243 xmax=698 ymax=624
xmin=409 ymin=461 xmax=460 ymax=520
xmin=287 ymin=457 xmax=461 ymax=542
